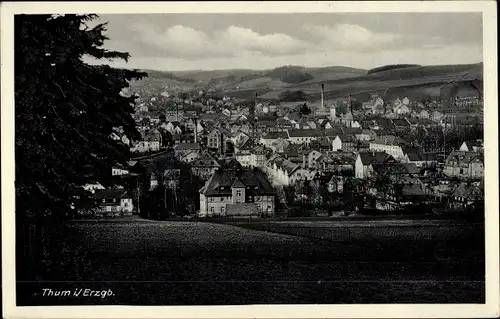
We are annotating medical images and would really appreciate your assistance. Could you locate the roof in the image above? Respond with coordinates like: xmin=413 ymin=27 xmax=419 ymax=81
xmin=183 ymin=106 xmax=202 ymax=113
xmin=401 ymin=182 xmax=426 ymax=196
xmin=445 ymin=150 xmax=483 ymax=165
xmin=323 ymin=128 xmax=344 ymax=137
xmin=262 ymin=131 xmax=288 ymax=140
xmin=402 ymin=147 xmax=426 ymax=162
xmin=93 ymin=189 xmax=130 ymax=204
xmin=452 ymin=182 xmax=484 ymax=200
xmin=277 ymin=159 xmax=300 ymax=175
xmin=191 ymin=152 xmax=220 ymax=167
xmin=371 ymin=162 xmax=420 ymax=175
xmin=358 ymin=151 xmax=395 ymax=166
xmin=238 ymin=138 xmax=258 ymax=151
xmin=407 ymin=117 xmax=435 ymax=125
xmin=174 ymin=143 xmax=201 ymax=151
xmin=462 ymin=140 xmax=484 ymax=148
xmin=342 ymin=127 xmax=362 ymax=135
xmin=392 ymin=118 xmax=410 ymax=127
xmin=287 ymin=129 xmax=322 ymax=138
xmin=256 ymin=115 xmax=278 ymax=122
xmin=201 ymin=168 xmax=275 ymax=196
xmin=374 ymin=118 xmax=394 ymax=130
xmin=335 ymin=134 xmax=355 ymax=142
xmin=371 ymin=135 xmax=406 ymax=146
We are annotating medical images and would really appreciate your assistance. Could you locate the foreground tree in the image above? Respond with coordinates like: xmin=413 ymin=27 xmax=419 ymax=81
xmin=15 ymin=14 xmax=147 ymax=220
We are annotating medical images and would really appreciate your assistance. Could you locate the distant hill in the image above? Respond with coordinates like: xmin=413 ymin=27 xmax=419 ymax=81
xmin=367 ymin=64 xmax=421 ymax=74
xmin=130 ymin=63 xmax=483 ymax=103
xmin=267 ymin=66 xmax=314 ymax=84
xmin=139 ymin=69 xmax=196 ymax=83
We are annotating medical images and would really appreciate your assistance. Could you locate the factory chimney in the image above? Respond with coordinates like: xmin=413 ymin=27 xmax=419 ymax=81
xmin=348 ymin=94 xmax=353 ymax=114
xmin=194 ymin=117 xmax=198 ymax=143
xmin=321 ymin=83 xmax=325 ymax=110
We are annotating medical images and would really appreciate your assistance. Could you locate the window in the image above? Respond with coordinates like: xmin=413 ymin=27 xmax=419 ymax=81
xmin=210 ymin=207 xmax=215 ymax=212
xmin=221 ymin=207 xmax=225 ymax=213
xmin=209 ymin=197 xmax=214 ymax=202
xmin=236 ymin=190 xmax=242 ymax=197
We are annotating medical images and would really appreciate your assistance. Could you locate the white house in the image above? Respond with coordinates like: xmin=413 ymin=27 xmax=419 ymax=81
xmin=369 ymin=135 xmax=407 ymax=161
xmin=393 ymin=104 xmax=411 ymax=115
xmin=180 ymin=151 xmax=200 ymax=163
xmin=82 ymin=183 xmax=105 ymax=194
xmin=94 ymin=189 xmax=134 ymax=216
xmin=459 ymin=140 xmax=484 ymax=153
xmin=287 ymin=130 xmax=319 ymax=144
xmin=112 ymin=166 xmax=129 ymax=176
xmin=331 ymin=134 xmax=356 ymax=152
xmin=260 ymin=132 xmax=289 ymax=149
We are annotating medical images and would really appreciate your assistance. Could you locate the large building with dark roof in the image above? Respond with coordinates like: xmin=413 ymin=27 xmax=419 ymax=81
xmin=199 ymin=168 xmax=276 ymax=217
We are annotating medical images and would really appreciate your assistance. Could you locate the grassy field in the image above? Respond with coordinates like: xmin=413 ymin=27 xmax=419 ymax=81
xmin=18 ymin=219 xmax=484 ymax=305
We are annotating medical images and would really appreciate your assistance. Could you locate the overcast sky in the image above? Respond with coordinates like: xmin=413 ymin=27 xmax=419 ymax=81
xmin=85 ymin=13 xmax=483 ymax=71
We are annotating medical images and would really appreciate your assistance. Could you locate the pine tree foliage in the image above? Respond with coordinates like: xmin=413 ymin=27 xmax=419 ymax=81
xmin=15 ymin=14 xmax=147 ymax=219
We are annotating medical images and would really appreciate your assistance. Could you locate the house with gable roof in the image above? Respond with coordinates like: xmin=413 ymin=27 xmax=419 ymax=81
xmin=449 ymin=181 xmax=484 ymax=209
xmin=191 ymin=152 xmax=221 ymax=181
xmin=355 ymin=151 xmax=397 ymax=179
xmin=402 ymin=147 xmax=437 ymax=168
xmin=331 ymin=134 xmax=356 ymax=152
xmin=458 ymin=140 xmax=484 ymax=153
xmin=198 ymin=168 xmax=276 ymax=217
xmin=444 ymin=150 xmax=484 ymax=179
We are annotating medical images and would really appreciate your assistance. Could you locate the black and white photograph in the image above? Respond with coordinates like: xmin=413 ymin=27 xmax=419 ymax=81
xmin=2 ymin=1 xmax=499 ymax=318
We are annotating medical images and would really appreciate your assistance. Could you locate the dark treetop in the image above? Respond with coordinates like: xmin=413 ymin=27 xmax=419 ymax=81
xmin=15 ymin=14 xmax=147 ymax=219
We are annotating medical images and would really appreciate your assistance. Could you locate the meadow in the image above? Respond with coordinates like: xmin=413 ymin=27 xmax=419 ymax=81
xmin=17 ymin=219 xmax=485 ymax=305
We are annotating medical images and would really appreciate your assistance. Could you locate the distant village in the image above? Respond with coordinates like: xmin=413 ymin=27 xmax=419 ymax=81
xmin=80 ymin=81 xmax=484 ymax=219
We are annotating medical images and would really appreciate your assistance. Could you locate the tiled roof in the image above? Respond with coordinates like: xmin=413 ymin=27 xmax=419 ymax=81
xmin=174 ymin=143 xmax=201 ymax=150
xmin=445 ymin=150 xmax=483 ymax=165
xmin=371 ymin=135 xmax=406 ymax=146
xmin=191 ymin=152 xmax=220 ymax=167
xmin=342 ymin=127 xmax=362 ymax=135
xmin=201 ymin=168 xmax=275 ymax=196
xmin=287 ymin=129 xmax=322 ymax=138
xmin=335 ymin=134 xmax=356 ymax=142
xmin=262 ymin=132 xmax=288 ymax=139
xmin=370 ymin=162 xmax=420 ymax=175
xmin=452 ymin=182 xmax=484 ymax=200
xmin=402 ymin=147 xmax=426 ymax=162
xmin=358 ymin=151 xmax=395 ymax=166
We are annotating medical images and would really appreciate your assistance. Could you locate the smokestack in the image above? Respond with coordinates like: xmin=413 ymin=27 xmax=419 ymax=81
xmin=321 ymin=83 xmax=325 ymax=110
xmin=348 ymin=94 xmax=353 ymax=114
xmin=194 ymin=117 xmax=198 ymax=143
